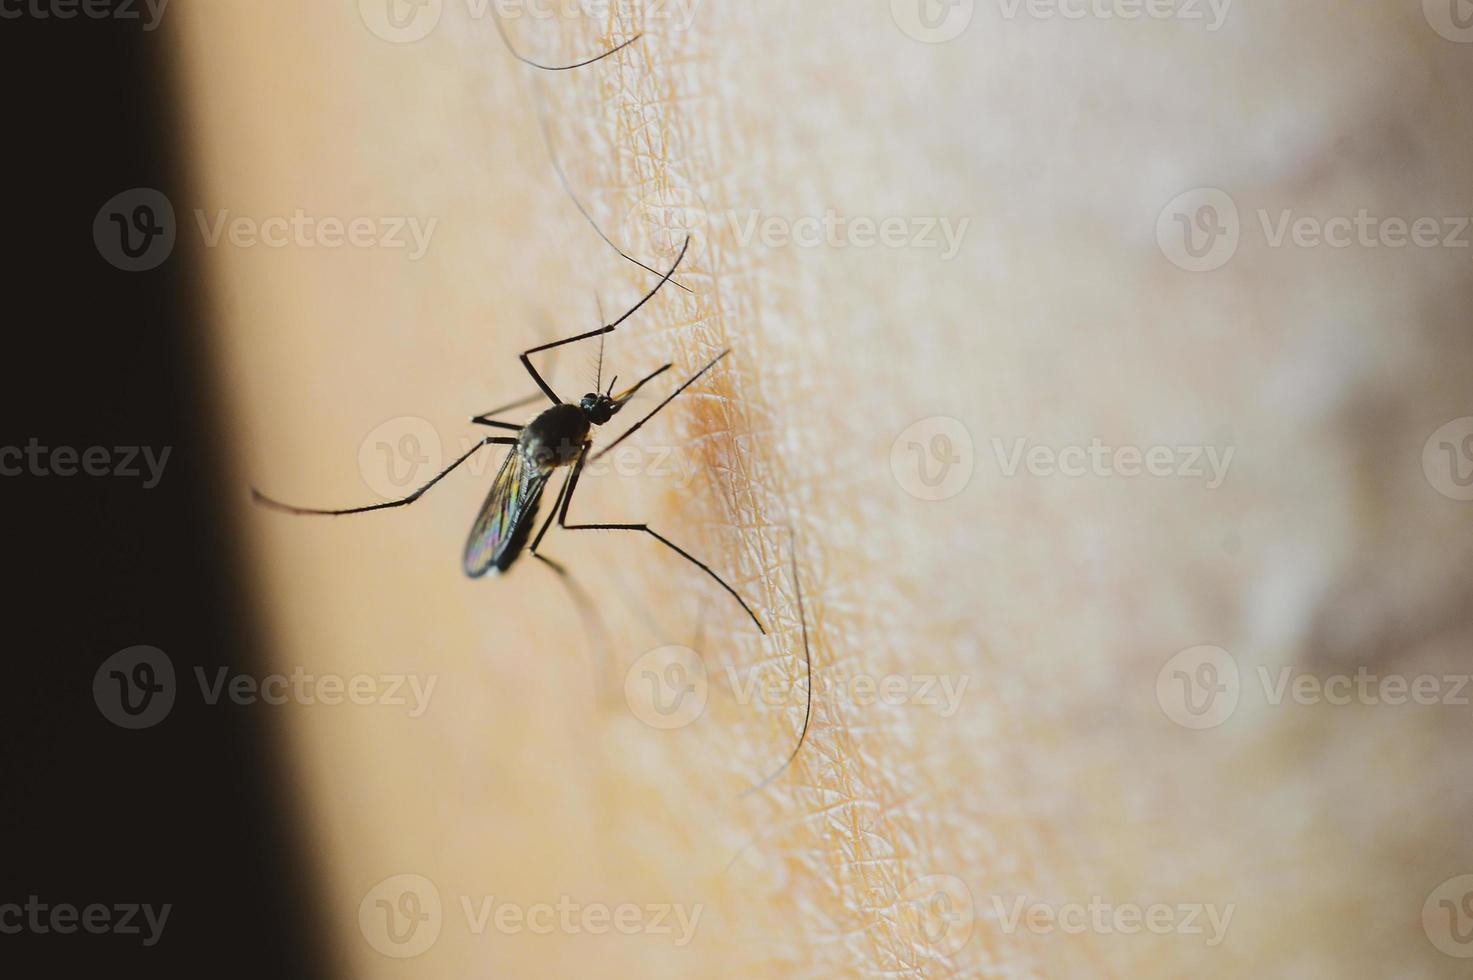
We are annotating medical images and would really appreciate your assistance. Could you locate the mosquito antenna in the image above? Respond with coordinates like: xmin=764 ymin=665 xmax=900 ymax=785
xmin=492 ymin=10 xmax=640 ymax=72
xmin=533 ymin=87 xmax=693 ymax=293
xmin=740 ymin=529 xmax=814 ymax=797
xmin=606 ymin=375 xmax=618 ymax=397
xmin=594 ymin=299 xmax=607 ymax=393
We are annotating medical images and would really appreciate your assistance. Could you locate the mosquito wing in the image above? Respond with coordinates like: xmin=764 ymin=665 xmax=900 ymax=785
xmin=463 ymin=447 xmax=551 ymax=577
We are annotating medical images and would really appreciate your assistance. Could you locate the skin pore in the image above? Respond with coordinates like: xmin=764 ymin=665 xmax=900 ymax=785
xmin=177 ymin=1 xmax=1473 ymax=975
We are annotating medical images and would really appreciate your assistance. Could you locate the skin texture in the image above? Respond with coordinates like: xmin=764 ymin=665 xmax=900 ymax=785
xmin=176 ymin=1 xmax=1473 ymax=976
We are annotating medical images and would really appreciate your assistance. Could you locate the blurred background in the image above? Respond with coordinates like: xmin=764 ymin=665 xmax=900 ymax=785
xmin=8 ymin=0 xmax=1473 ymax=976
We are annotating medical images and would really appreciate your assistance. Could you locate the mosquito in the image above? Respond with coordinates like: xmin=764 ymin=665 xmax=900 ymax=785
xmin=251 ymin=236 xmax=765 ymax=635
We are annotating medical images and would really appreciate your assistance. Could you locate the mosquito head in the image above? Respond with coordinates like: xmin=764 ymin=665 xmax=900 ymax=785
xmin=579 ymin=392 xmax=618 ymax=425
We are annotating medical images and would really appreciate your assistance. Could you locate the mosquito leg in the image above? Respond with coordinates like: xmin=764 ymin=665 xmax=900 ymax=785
xmin=533 ymin=88 xmax=692 ymax=293
xmin=491 ymin=11 xmax=640 ymax=72
xmin=251 ymin=436 xmax=515 ymax=517
xmin=590 ymin=349 xmax=729 ymax=465
xmin=471 ymin=391 xmax=544 ymax=429
xmin=554 ymin=446 xmax=766 ymax=634
xmin=529 ymin=445 xmax=586 ymax=555
xmin=518 ymin=236 xmax=690 ymax=406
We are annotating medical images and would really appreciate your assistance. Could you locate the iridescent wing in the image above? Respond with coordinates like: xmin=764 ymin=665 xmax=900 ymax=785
xmin=463 ymin=447 xmax=551 ymax=577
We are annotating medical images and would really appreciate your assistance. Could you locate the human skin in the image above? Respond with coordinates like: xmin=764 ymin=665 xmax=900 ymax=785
xmin=175 ymin=1 xmax=1473 ymax=976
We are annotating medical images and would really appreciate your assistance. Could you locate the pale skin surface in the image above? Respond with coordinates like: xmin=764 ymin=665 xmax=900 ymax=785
xmin=175 ymin=1 xmax=1473 ymax=976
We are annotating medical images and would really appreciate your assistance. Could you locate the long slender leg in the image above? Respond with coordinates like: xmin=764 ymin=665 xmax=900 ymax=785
xmin=491 ymin=11 xmax=640 ymax=72
xmin=471 ymin=391 xmax=544 ymax=429
xmin=553 ymin=442 xmax=766 ymax=634
xmin=533 ymin=88 xmax=692 ymax=293
xmin=529 ymin=448 xmax=584 ymax=556
xmin=518 ymin=236 xmax=692 ymax=406
xmin=591 ymin=350 xmax=729 ymax=464
xmin=251 ymin=436 xmax=514 ymax=516
xmin=609 ymin=363 xmax=672 ymax=405
xmin=740 ymin=530 xmax=814 ymax=797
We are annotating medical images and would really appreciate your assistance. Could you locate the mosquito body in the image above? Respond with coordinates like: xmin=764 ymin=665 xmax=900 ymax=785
xmin=252 ymin=237 xmax=764 ymax=634
xmin=460 ymin=361 xmax=672 ymax=578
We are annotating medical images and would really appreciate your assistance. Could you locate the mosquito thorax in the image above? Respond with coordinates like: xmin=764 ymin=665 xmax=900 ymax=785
xmin=518 ymin=402 xmax=589 ymax=469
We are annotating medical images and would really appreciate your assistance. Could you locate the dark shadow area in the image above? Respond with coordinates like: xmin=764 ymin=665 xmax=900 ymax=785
xmin=0 ymin=5 xmax=332 ymax=976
